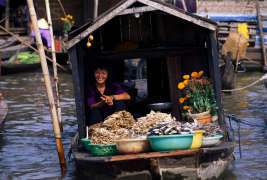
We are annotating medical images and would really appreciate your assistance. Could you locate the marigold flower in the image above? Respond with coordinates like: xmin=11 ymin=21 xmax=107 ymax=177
xmin=179 ymin=97 xmax=185 ymax=104
xmin=191 ymin=72 xmax=198 ymax=78
xmin=183 ymin=79 xmax=189 ymax=86
xmin=183 ymin=75 xmax=190 ymax=80
xmin=177 ymin=82 xmax=185 ymax=90
xmin=198 ymin=70 xmax=204 ymax=78
xmin=183 ymin=105 xmax=190 ymax=110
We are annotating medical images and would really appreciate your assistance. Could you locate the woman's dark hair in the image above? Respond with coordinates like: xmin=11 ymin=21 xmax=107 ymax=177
xmin=94 ymin=64 xmax=109 ymax=73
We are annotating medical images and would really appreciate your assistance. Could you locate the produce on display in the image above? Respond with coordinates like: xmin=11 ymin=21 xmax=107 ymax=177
xmin=132 ymin=111 xmax=175 ymax=135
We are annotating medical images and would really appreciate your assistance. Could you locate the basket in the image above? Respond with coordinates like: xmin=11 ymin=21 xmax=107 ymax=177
xmin=88 ymin=144 xmax=118 ymax=156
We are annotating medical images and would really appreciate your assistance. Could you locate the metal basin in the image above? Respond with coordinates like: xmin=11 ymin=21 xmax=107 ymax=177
xmin=147 ymin=102 xmax=172 ymax=112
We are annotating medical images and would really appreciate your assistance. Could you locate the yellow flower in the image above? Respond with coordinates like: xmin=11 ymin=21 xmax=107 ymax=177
xmin=179 ymin=97 xmax=185 ymax=104
xmin=191 ymin=72 xmax=198 ymax=78
xmin=86 ymin=42 xmax=92 ymax=48
xmin=89 ymin=35 xmax=94 ymax=41
xmin=60 ymin=17 xmax=66 ymax=21
xmin=178 ymin=82 xmax=185 ymax=90
xmin=183 ymin=75 xmax=190 ymax=80
xmin=183 ymin=79 xmax=189 ymax=86
xmin=183 ymin=106 xmax=190 ymax=110
xmin=198 ymin=71 xmax=204 ymax=78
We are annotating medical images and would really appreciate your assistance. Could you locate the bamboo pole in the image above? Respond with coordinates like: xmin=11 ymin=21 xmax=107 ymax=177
xmin=26 ymin=0 xmax=66 ymax=171
xmin=57 ymin=0 xmax=67 ymax=16
xmin=5 ymin=0 xmax=9 ymax=30
xmin=0 ymin=24 xmax=67 ymax=71
xmin=45 ymin=0 xmax=63 ymax=132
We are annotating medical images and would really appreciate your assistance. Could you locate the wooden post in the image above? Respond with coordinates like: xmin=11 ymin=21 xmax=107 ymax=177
xmin=5 ymin=0 xmax=9 ymax=30
xmin=94 ymin=0 xmax=99 ymax=20
xmin=45 ymin=0 xmax=63 ymax=132
xmin=256 ymin=0 xmax=267 ymax=71
xmin=26 ymin=0 xmax=66 ymax=172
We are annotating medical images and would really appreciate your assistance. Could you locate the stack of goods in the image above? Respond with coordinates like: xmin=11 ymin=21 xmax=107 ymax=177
xmin=89 ymin=111 xmax=135 ymax=144
xmin=200 ymin=124 xmax=224 ymax=137
xmin=132 ymin=111 xmax=175 ymax=135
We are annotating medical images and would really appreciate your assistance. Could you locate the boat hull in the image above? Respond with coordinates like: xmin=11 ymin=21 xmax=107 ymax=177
xmin=71 ymin=134 xmax=234 ymax=180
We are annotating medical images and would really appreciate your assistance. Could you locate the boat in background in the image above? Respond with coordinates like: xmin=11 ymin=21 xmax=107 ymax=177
xmin=0 ymin=93 xmax=8 ymax=127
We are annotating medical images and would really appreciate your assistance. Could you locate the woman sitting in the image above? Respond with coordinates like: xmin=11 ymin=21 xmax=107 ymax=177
xmin=87 ymin=66 xmax=131 ymax=125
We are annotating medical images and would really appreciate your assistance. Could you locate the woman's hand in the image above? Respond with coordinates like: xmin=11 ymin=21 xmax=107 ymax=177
xmin=101 ymin=95 xmax=114 ymax=106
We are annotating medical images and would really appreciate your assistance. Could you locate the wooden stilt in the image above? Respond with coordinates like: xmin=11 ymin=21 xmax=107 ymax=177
xmin=26 ymin=0 xmax=66 ymax=172
xmin=45 ymin=0 xmax=63 ymax=132
xmin=256 ymin=0 xmax=267 ymax=71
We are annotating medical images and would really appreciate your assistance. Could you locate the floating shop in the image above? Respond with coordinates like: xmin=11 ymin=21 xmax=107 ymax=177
xmin=65 ymin=0 xmax=234 ymax=179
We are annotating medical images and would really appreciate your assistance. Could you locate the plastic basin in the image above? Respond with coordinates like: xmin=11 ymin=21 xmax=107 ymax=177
xmin=201 ymin=134 xmax=223 ymax=147
xmin=191 ymin=130 xmax=205 ymax=149
xmin=80 ymin=138 xmax=91 ymax=151
xmin=148 ymin=134 xmax=194 ymax=151
xmin=88 ymin=144 xmax=118 ymax=156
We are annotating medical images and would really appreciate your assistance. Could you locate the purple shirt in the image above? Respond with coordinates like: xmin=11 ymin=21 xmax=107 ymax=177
xmin=31 ymin=29 xmax=52 ymax=48
xmin=87 ymin=83 xmax=125 ymax=118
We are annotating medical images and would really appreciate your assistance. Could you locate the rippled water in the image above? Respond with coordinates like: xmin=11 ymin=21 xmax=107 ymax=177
xmin=0 ymin=71 xmax=266 ymax=179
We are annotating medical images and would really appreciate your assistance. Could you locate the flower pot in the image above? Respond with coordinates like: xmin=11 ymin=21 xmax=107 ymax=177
xmin=189 ymin=111 xmax=212 ymax=125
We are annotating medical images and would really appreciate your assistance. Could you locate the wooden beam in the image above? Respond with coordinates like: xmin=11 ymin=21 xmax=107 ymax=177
xmin=208 ymin=32 xmax=224 ymax=127
xmin=66 ymin=0 xmax=137 ymax=49
xmin=256 ymin=0 xmax=267 ymax=71
xmin=69 ymin=47 xmax=86 ymax=138
xmin=137 ymin=0 xmax=216 ymax=31
xmin=94 ymin=0 xmax=99 ymax=19
xmin=118 ymin=6 xmax=156 ymax=16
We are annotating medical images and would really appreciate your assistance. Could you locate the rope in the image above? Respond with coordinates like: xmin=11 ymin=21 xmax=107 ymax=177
xmin=57 ymin=0 xmax=67 ymax=16
xmin=222 ymin=73 xmax=267 ymax=92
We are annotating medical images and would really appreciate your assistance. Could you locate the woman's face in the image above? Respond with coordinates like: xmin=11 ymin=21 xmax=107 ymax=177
xmin=94 ymin=69 xmax=108 ymax=85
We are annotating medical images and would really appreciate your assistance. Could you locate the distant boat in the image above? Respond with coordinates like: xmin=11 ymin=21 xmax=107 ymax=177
xmin=0 ymin=93 xmax=8 ymax=127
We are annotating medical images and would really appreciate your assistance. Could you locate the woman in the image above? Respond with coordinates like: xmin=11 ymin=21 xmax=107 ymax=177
xmin=87 ymin=66 xmax=131 ymax=125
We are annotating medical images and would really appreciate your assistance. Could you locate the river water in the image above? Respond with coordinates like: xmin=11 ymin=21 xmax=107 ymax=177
xmin=0 ymin=71 xmax=266 ymax=179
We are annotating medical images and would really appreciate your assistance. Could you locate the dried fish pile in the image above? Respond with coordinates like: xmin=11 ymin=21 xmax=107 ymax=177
xmin=201 ymin=124 xmax=223 ymax=137
xmin=132 ymin=111 xmax=175 ymax=135
xmin=90 ymin=127 xmax=130 ymax=144
xmin=103 ymin=110 xmax=135 ymax=130
xmin=90 ymin=128 xmax=117 ymax=144
xmin=147 ymin=121 xmax=198 ymax=136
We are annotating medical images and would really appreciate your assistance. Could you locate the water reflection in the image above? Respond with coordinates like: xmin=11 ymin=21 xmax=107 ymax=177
xmin=0 ymin=71 xmax=266 ymax=179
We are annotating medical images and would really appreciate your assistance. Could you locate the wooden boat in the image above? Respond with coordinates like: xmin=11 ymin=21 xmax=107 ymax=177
xmin=0 ymin=93 xmax=8 ymax=127
xmin=0 ymin=61 xmax=41 ymax=75
xmin=66 ymin=0 xmax=234 ymax=179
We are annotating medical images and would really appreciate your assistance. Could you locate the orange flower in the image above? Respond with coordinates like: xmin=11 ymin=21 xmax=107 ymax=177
xmin=183 ymin=75 xmax=190 ymax=80
xmin=183 ymin=79 xmax=189 ymax=86
xmin=183 ymin=105 xmax=190 ymax=110
xmin=179 ymin=97 xmax=185 ymax=104
xmin=198 ymin=70 xmax=204 ymax=78
xmin=191 ymin=72 xmax=198 ymax=78
xmin=177 ymin=82 xmax=185 ymax=90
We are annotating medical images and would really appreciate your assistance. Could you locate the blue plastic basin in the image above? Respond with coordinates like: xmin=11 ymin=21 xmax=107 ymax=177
xmin=148 ymin=134 xmax=194 ymax=151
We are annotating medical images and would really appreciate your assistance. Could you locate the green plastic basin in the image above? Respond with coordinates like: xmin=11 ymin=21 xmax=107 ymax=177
xmin=148 ymin=134 xmax=194 ymax=151
xmin=80 ymin=138 xmax=91 ymax=151
xmin=88 ymin=144 xmax=118 ymax=156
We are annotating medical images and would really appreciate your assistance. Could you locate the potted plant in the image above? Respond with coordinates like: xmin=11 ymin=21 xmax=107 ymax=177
xmin=177 ymin=71 xmax=216 ymax=124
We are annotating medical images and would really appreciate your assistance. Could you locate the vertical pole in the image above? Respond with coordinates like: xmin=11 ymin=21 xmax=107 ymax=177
xmin=26 ymin=0 xmax=66 ymax=172
xmin=256 ymin=0 xmax=267 ymax=71
xmin=5 ymin=0 xmax=9 ymax=30
xmin=94 ymin=0 xmax=99 ymax=20
xmin=45 ymin=0 xmax=63 ymax=132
